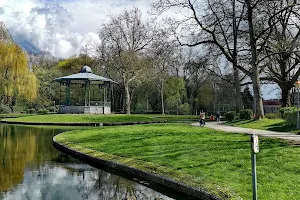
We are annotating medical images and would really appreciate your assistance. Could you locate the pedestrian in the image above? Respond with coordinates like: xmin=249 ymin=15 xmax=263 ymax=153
xmin=199 ymin=110 xmax=206 ymax=126
xmin=216 ymin=111 xmax=221 ymax=122
xmin=210 ymin=114 xmax=214 ymax=121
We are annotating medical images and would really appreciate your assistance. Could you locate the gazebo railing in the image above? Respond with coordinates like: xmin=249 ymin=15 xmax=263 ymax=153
xmin=89 ymin=101 xmax=111 ymax=107
xmin=71 ymin=101 xmax=110 ymax=107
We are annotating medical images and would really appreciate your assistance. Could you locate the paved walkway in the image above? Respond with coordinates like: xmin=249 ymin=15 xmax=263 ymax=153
xmin=191 ymin=121 xmax=300 ymax=143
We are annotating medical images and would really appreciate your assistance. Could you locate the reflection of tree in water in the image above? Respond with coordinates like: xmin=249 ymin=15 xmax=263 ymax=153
xmin=0 ymin=125 xmax=172 ymax=200
xmin=0 ymin=124 xmax=61 ymax=192
xmin=76 ymin=169 xmax=171 ymax=200
xmin=0 ymin=125 xmax=36 ymax=192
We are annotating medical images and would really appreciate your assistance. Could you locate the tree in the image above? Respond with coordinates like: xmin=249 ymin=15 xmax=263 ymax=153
xmin=57 ymin=54 xmax=94 ymax=74
xmin=164 ymin=76 xmax=186 ymax=114
xmin=261 ymin=0 xmax=300 ymax=107
xmin=149 ymin=30 xmax=181 ymax=114
xmin=97 ymin=8 xmax=155 ymax=114
xmin=241 ymin=86 xmax=254 ymax=109
xmin=0 ymin=41 xmax=37 ymax=106
xmin=152 ymin=0 xmax=245 ymax=113
xmin=152 ymin=0 xmax=299 ymax=119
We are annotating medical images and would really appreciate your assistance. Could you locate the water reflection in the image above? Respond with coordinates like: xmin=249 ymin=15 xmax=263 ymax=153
xmin=0 ymin=124 xmax=174 ymax=200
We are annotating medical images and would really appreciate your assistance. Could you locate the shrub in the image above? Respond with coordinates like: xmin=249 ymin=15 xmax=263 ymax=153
xmin=265 ymin=113 xmax=280 ymax=119
xmin=0 ymin=104 xmax=11 ymax=114
xmin=225 ymin=111 xmax=236 ymax=122
xmin=285 ymin=110 xmax=297 ymax=126
xmin=178 ymin=103 xmax=190 ymax=115
xmin=279 ymin=107 xmax=296 ymax=118
xmin=38 ymin=109 xmax=49 ymax=115
xmin=26 ymin=108 xmax=36 ymax=114
xmin=240 ymin=109 xmax=253 ymax=120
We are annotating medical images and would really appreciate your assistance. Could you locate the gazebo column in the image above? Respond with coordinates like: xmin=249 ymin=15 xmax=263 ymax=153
xmin=66 ymin=80 xmax=70 ymax=106
xmin=84 ymin=80 xmax=91 ymax=106
xmin=103 ymin=85 xmax=106 ymax=114
xmin=88 ymin=81 xmax=90 ymax=106
xmin=84 ymin=80 xmax=87 ymax=106
xmin=107 ymin=82 xmax=111 ymax=105
xmin=103 ymin=84 xmax=107 ymax=105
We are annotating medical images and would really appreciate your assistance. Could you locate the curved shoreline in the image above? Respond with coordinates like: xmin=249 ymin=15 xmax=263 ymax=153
xmin=1 ymin=119 xmax=166 ymax=126
xmin=53 ymin=135 xmax=221 ymax=200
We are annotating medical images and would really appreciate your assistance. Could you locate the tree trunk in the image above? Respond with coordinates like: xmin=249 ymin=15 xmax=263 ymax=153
xmin=232 ymin=0 xmax=243 ymax=113
xmin=281 ymin=85 xmax=291 ymax=107
xmin=279 ymin=60 xmax=291 ymax=107
xmin=233 ymin=63 xmax=243 ymax=112
xmin=246 ymin=0 xmax=264 ymax=120
xmin=124 ymin=83 xmax=131 ymax=114
xmin=160 ymin=79 xmax=165 ymax=114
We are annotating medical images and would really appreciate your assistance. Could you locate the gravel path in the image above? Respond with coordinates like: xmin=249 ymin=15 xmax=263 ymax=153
xmin=191 ymin=121 xmax=300 ymax=143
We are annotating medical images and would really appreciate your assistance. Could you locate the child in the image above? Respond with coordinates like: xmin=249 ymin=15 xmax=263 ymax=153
xmin=199 ymin=110 xmax=206 ymax=126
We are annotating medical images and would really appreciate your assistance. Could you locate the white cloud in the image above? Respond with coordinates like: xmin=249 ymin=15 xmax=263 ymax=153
xmin=0 ymin=0 xmax=153 ymax=57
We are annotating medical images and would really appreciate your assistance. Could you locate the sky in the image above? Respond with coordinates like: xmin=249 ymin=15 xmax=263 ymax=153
xmin=0 ymin=0 xmax=280 ymax=99
xmin=0 ymin=0 xmax=152 ymax=57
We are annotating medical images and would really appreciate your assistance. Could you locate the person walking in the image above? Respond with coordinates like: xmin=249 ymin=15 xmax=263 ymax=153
xmin=216 ymin=111 xmax=221 ymax=122
xmin=199 ymin=110 xmax=206 ymax=126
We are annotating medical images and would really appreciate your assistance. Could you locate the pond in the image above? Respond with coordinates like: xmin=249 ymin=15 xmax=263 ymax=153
xmin=0 ymin=124 xmax=183 ymax=200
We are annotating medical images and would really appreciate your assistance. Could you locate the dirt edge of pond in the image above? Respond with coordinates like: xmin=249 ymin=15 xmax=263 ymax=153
xmin=53 ymin=134 xmax=221 ymax=200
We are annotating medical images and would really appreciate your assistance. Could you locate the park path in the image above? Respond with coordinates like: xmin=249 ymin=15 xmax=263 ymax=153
xmin=191 ymin=121 xmax=300 ymax=143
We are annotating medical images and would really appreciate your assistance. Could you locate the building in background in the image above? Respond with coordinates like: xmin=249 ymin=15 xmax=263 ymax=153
xmin=263 ymin=99 xmax=281 ymax=113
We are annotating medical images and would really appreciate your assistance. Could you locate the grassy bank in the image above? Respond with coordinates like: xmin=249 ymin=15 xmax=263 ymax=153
xmin=0 ymin=114 xmax=33 ymax=118
xmin=56 ymin=123 xmax=300 ymax=199
xmin=225 ymin=118 xmax=297 ymax=133
xmin=1 ymin=114 xmax=199 ymax=124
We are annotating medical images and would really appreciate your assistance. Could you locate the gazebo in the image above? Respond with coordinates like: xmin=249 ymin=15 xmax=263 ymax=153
xmin=55 ymin=65 xmax=114 ymax=114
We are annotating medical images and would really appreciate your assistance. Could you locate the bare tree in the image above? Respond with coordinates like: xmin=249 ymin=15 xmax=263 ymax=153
xmin=97 ymin=8 xmax=155 ymax=114
xmin=152 ymin=0 xmax=246 ymax=113
xmin=260 ymin=0 xmax=300 ymax=107
xmin=152 ymin=0 xmax=300 ymax=119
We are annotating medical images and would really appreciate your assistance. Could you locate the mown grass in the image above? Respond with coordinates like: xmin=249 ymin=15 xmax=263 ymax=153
xmin=1 ymin=114 xmax=199 ymax=123
xmin=144 ymin=114 xmax=199 ymax=122
xmin=56 ymin=123 xmax=300 ymax=199
xmin=225 ymin=118 xmax=297 ymax=133
xmin=2 ymin=114 xmax=157 ymax=123
xmin=0 ymin=114 xmax=33 ymax=118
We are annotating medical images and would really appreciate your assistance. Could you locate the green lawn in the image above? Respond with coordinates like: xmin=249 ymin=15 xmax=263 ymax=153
xmin=2 ymin=114 xmax=157 ymax=123
xmin=56 ymin=123 xmax=300 ymax=199
xmin=225 ymin=118 xmax=297 ymax=133
xmin=0 ymin=114 xmax=33 ymax=118
xmin=1 ymin=114 xmax=199 ymax=123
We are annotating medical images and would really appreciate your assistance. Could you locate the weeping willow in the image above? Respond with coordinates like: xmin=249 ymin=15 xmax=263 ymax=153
xmin=0 ymin=41 xmax=37 ymax=103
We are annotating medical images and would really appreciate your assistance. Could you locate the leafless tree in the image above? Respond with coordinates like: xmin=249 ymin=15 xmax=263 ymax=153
xmin=152 ymin=0 xmax=300 ymax=119
xmin=152 ymin=0 xmax=246 ymax=113
xmin=97 ymin=8 xmax=155 ymax=114
xmin=260 ymin=0 xmax=300 ymax=107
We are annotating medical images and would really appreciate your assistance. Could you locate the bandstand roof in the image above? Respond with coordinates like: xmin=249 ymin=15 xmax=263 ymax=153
xmin=55 ymin=66 xmax=114 ymax=84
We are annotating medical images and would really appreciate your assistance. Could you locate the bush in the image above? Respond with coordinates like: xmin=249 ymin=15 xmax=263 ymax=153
xmin=240 ymin=109 xmax=253 ymax=120
xmin=178 ymin=103 xmax=190 ymax=115
xmin=26 ymin=108 xmax=36 ymax=114
xmin=0 ymin=104 xmax=11 ymax=114
xmin=279 ymin=107 xmax=296 ymax=119
xmin=265 ymin=113 xmax=280 ymax=119
xmin=38 ymin=109 xmax=49 ymax=115
xmin=225 ymin=111 xmax=236 ymax=122
xmin=285 ymin=110 xmax=297 ymax=126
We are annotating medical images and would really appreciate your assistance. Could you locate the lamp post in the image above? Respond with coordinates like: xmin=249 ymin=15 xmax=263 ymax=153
xmin=295 ymin=80 xmax=300 ymax=129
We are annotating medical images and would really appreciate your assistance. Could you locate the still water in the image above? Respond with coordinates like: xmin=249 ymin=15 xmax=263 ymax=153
xmin=0 ymin=124 xmax=175 ymax=200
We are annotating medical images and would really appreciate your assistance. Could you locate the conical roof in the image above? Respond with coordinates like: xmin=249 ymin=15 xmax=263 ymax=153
xmin=55 ymin=66 xmax=114 ymax=84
